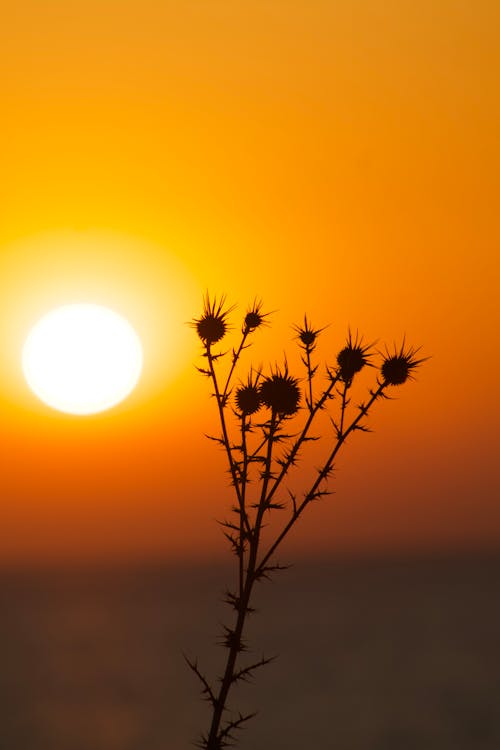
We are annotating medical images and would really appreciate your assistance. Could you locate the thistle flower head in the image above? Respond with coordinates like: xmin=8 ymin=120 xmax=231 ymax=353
xmin=293 ymin=315 xmax=325 ymax=350
xmin=235 ymin=373 xmax=261 ymax=416
xmin=381 ymin=342 xmax=426 ymax=386
xmin=192 ymin=294 xmax=233 ymax=345
xmin=336 ymin=331 xmax=373 ymax=383
xmin=243 ymin=300 xmax=270 ymax=334
xmin=259 ymin=364 xmax=301 ymax=416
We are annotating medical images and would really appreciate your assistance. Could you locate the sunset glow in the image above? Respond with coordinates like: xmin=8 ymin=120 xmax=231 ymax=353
xmin=1 ymin=4 xmax=498 ymax=749
xmin=0 ymin=0 xmax=497 ymax=565
xmin=22 ymin=304 xmax=143 ymax=415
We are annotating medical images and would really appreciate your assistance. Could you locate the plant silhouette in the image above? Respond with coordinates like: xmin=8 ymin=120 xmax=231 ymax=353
xmin=188 ymin=294 xmax=425 ymax=749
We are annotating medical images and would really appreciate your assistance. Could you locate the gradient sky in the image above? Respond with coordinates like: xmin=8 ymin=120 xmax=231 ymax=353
xmin=0 ymin=0 xmax=498 ymax=564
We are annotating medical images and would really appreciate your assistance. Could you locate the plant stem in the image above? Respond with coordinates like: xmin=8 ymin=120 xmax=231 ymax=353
xmin=306 ymin=346 xmax=314 ymax=412
xmin=263 ymin=375 xmax=339 ymax=511
xmin=222 ymin=331 xmax=249 ymax=399
xmin=339 ymin=380 xmax=349 ymax=436
xmin=206 ymin=343 xmax=251 ymax=536
xmin=238 ymin=414 xmax=249 ymax=599
xmin=205 ymin=566 xmax=258 ymax=748
xmin=205 ymin=413 xmax=278 ymax=748
xmin=257 ymin=382 xmax=386 ymax=573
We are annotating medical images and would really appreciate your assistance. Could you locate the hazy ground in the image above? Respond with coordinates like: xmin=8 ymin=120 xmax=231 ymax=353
xmin=0 ymin=554 xmax=499 ymax=749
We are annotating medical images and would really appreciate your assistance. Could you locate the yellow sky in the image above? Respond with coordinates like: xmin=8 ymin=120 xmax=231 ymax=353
xmin=0 ymin=1 xmax=498 ymax=563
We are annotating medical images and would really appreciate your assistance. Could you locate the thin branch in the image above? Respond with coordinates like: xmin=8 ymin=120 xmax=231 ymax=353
xmin=338 ymin=380 xmax=349 ymax=437
xmin=262 ymin=373 xmax=339 ymax=511
xmin=238 ymin=413 xmax=249 ymax=599
xmin=257 ymin=382 xmax=387 ymax=573
xmin=206 ymin=342 xmax=252 ymax=537
xmin=222 ymin=331 xmax=249 ymax=400
xmin=218 ymin=711 xmax=258 ymax=747
xmin=306 ymin=347 xmax=314 ymax=412
xmin=230 ymin=655 xmax=276 ymax=685
xmin=184 ymin=654 xmax=217 ymax=707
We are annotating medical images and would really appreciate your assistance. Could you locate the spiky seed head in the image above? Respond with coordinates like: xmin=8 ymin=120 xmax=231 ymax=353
xmin=259 ymin=368 xmax=301 ymax=416
xmin=196 ymin=315 xmax=226 ymax=344
xmin=243 ymin=300 xmax=269 ymax=334
xmin=381 ymin=343 xmax=425 ymax=386
xmin=235 ymin=384 xmax=261 ymax=416
xmin=244 ymin=311 xmax=263 ymax=331
xmin=336 ymin=332 xmax=372 ymax=383
xmin=192 ymin=294 xmax=232 ymax=345
xmin=300 ymin=329 xmax=316 ymax=346
xmin=293 ymin=315 xmax=324 ymax=350
xmin=337 ymin=347 xmax=365 ymax=380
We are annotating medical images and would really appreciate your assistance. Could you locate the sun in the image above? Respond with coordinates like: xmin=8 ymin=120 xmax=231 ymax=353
xmin=22 ymin=303 xmax=143 ymax=415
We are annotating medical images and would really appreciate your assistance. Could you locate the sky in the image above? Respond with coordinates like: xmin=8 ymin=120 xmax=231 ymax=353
xmin=0 ymin=0 xmax=498 ymax=565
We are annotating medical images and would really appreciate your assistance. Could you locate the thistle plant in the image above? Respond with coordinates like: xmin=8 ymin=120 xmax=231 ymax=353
xmin=188 ymin=294 xmax=425 ymax=749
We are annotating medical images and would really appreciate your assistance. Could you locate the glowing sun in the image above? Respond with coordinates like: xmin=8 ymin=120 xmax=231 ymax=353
xmin=22 ymin=303 xmax=143 ymax=415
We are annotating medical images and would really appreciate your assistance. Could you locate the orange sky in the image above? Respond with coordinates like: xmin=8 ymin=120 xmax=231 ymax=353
xmin=0 ymin=0 xmax=498 ymax=564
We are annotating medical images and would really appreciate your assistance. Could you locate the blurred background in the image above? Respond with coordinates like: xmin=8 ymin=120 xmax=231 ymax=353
xmin=1 ymin=556 xmax=499 ymax=749
xmin=0 ymin=0 xmax=498 ymax=564
xmin=1 ymin=0 xmax=499 ymax=747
